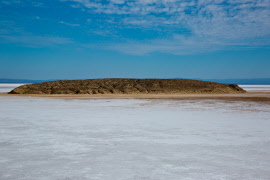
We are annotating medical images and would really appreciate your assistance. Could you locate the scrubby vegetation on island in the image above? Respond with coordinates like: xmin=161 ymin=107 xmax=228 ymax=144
xmin=9 ymin=78 xmax=246 ymax=94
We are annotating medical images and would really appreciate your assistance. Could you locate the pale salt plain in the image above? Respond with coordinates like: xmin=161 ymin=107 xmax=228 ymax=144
xmin=0 ymin=94 xmax=270 ymax=180
xmin=0 ymin=84 xmax=25 ymax=93
xmin=239 ymin=85 xmax=270 ymax=92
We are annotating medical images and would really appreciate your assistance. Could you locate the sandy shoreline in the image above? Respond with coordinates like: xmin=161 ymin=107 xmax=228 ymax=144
xmin=1 ymin=92 xmax=270 ymax=101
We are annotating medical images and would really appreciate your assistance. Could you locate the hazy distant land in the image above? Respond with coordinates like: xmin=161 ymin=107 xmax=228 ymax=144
xmin=8 ymin=78 xmax=245 ymax=94
xmin=2 ymin=78 xmax=270 ymax=85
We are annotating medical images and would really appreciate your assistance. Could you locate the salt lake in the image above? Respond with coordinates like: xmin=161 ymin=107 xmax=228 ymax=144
xmin=0 ymin=95 xmax=270 ymax=180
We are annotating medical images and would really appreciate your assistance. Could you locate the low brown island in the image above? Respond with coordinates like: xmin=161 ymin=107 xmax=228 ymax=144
xmin=9 ymin=78 xmax=245 ymax=94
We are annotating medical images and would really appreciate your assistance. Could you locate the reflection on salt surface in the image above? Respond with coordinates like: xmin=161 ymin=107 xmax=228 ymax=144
xmin=0 ymin=96 xmax=270 ymax=180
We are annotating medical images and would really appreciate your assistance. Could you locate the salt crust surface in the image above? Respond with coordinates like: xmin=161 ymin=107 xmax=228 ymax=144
xmin=0 ymin=96 xmax=270 ymax=180
xmin=0 ymin=84 xmax=25 ymax=93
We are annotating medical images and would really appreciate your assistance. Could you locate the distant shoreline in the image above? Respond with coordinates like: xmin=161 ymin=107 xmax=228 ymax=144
xmin=1 ymin=92 xmax=270 ymax=102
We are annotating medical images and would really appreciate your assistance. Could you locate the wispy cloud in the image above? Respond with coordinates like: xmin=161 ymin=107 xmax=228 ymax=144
xmin=59 ymin=21 xmax=81 ymax=27
xmin=0 ymin=0 xmax=20 ymax=5
xmin=65 ymin=0 xmax=270 ymax=54
xmin=0 ymin=19 xmax=73 ymax=47
xmin=1 ymin=0 xmax=269 ymax=54
xmin=0 ymin=35 xmax=73 ymax=47
xmin=107 ymin=35 xmax=270 ymax=55
xmin=0 ymin=0 xmax=44 ymax=7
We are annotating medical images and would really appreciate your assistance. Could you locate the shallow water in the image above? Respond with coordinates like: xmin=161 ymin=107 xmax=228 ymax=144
xmin=0 ymin=96 xmax=270 ymax=180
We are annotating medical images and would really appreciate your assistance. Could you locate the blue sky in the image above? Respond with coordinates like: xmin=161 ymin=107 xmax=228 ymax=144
xmin=0 ymin=0 xmax=270 ymax=80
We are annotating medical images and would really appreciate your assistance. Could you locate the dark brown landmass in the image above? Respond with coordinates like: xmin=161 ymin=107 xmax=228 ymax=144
xmin=9 ymin=78 xmax=245 ymax=94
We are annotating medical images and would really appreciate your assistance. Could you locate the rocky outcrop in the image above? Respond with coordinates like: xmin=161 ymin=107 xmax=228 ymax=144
xmin=9 ymin=78 xmax=246 ymax=94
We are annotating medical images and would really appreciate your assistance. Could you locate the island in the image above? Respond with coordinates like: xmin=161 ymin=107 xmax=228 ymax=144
xmin=9 ymin=78 xmax=246 ymax=94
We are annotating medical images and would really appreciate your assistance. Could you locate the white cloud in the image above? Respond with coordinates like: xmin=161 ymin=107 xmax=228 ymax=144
xmin=0 ymin=35 xmax=73 ymax=47
xmin=6 ymin=0 xmax=270 ymax=34
xmin=66 ymin=0 xmax=270 ymax=40
xmin=0 ymin=18 xmax=74 ymax=48
xmin=106 ymin=34 xmax=270 ymax=55
xmin=59 ymin=21 xmax=81 ymax=27
xmin=53 ymin=0 xmax=270 ymax=54
xmin=1 ymin=0 xmax=269 ymax=54
xmin=0 ymin=0 xmax=44 ymax=7
xmin=105 ymin=40 xmax=219 ymax=55
xmin=0 ymin=0 xmax=20 ymax=5
xmin=110 ymin=0 xmax=125 ymax=4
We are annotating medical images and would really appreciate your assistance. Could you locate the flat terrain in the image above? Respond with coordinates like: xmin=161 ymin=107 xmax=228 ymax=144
xmin=2 ymin=92 xmax=270 ymax=101
xmin=1 ymin=85 xmax=269 ymax=179
xmin=0 ymin=96 xmax=270 ymax=180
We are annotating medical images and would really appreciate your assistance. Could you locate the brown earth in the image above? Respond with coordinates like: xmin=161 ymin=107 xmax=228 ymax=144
xmin=9 ymin=78 xmax=246 ymax=94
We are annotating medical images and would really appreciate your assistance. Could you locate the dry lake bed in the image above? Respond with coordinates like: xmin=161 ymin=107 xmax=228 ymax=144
xmin=1 ymin=84 xmax=270 ymax=180
xmin=0 ymin=94 xmax=270 ymax=180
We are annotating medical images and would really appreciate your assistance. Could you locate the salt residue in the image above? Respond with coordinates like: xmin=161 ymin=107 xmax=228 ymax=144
xmin=0 ymin=97 xmax=270 ymax=179
xmin=239 ymin=85 xmax=270 ymax=92
xmin=0 ymin=83 xmax=25 ymax=93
